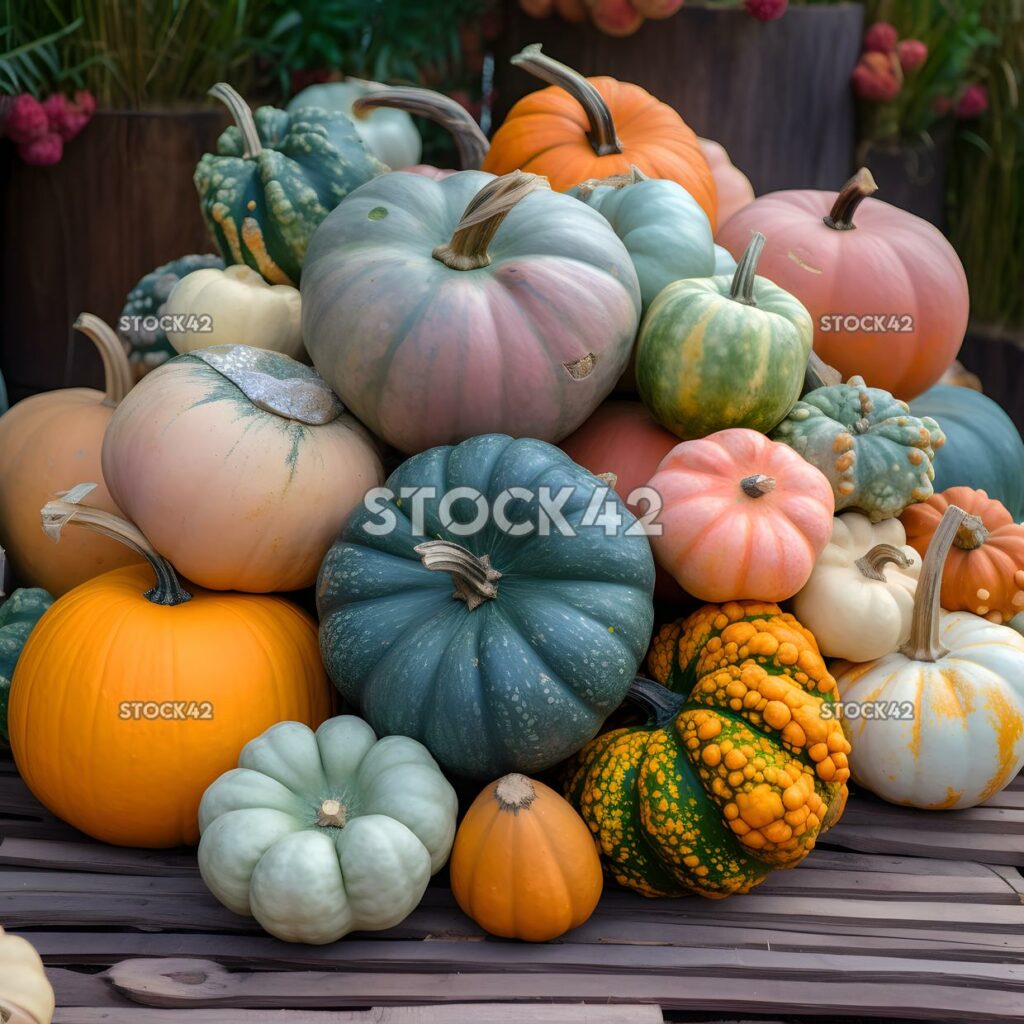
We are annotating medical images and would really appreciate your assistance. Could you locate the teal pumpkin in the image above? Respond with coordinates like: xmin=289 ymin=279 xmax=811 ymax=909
xmin=635 ymin=233 xmax=812 ymax=440
xmin=773 ymin=376 xmax=945 ymax=522
xmin=569 ymin=167 xmax=715 ymax=312
xmin=317 ymin=433 xmax=656 ymax=779
xmin=0 ymin=370 xmax=7 ymax=414
xmin=194 ymin=84 xmax=386 ymax=287
xmin=118 ymin=254 xmax=224 ymax=378
xmin=0 ymin=587 xmax=53 ymax=742
xmin=911 ymin=385 xmax=1024 ymax=523
xmin=712 ymin=245 xmax=737 ymax=275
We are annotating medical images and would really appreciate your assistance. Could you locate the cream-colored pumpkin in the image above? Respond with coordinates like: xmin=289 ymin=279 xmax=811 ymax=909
xmin=165 ymin=265 xmax=304 ymax=360
xmin=792 ymin=512 xmax=921 ymax=661
xmin=832 ymin=504 xmax=1024 ymax=810
xmin=0 ymin=926 xmax=54 ymax=1024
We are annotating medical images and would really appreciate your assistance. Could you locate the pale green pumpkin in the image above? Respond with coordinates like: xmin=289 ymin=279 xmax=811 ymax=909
xmin=635 ymin=233 xmax=813 ymax=440
xmin=198 ymin=716 xmax=457 ymax=944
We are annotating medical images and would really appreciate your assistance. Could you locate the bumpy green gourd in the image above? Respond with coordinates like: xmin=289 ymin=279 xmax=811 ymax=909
xmin=0 ymin=587 xmax=53 ymax=742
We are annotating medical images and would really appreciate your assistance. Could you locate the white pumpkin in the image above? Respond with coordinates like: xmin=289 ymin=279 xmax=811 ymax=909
xmin=198 ymin=716 xmax=458 ymax=944
xmin=165 ymin=265 xmax=304 ymax=360
xmin=0 ymin=927 xmax=54 ymax=1024
xmin=833 ymin=504 xmax=1024 ymax=810
xmin=792 ymin=512 xmax=922 ymax=661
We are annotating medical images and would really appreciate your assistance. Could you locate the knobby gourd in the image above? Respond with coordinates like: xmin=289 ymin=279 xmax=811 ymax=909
xmin=0 ymin=586 xmax=53 ymax=744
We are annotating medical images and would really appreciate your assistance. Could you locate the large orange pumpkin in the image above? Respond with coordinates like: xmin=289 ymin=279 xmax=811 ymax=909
xmin=8 ymin=489 xmax=331 ymax=848
xmin=483 ymin=44 xmax=716 ymax=224
xmin=0 ymin=314 xmax=141 ymax=595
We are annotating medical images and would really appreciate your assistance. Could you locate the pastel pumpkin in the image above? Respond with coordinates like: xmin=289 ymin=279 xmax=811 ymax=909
xmin=716 ymin=168 xmax=969 ymax=400
xmin=101 ymin=345 xmax=383 ymax=592
xmin=791 ymin=512 xmax=921 ymax=662
xmin=832 ymin=504 xmax=1024 ymax=809
xmin=0 ymin=313 xmax=142 ymax=595
xmin=8 ymin=489 xmax=331 ymax=847
xmin=450 ymin=774 xmax=602 ymax=942
xmin=483 ymin=45 xmax=716 ymax=223
xmin=647 ymin=429 xmax=834 ymax=603
xmin=301 ymin=170 xmax=640 ymax=455
xmin=700 ymin=137 xmax=754 ymax=225
xmin=0 ymin=587 xmax=53 ymax=744
xmin=901 ymin=487 xmax=1024 ymax=624
xmin=0 ymin=926 xmax=54 ymax=1024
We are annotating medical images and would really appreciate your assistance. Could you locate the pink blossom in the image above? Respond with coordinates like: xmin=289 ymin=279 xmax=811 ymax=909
xmin=852 ymin=52 xmax=901 ymax=102
xmin=863 ymin=21 xmax=899 ymax=54
xmin=897 ymin=39 xmax=928 ymax=73
xmin=17 ymin=131 xmax=64 ymax=165
xmin=744 ymin=0 xmax=788 ymax=20
xmin=955 ymin=83 xmax=988 ymax=119
xmin=4 ymin=93 xmax=48 ymax=144
xmin=42 ymin=92 xmax=92 ymax=141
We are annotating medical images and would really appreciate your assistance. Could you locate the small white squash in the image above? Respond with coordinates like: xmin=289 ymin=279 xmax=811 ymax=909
xmin=833 ymin=504 xmax=1024 ymax=810
xmin=792 ymin=512 xmax=921 ymax=661
xmin=0 ymin=926 xmax=54 ymax=1024
xmin=198 ymin=716 xmax=458 ymax=944
xmin=165 ymin=265 xmax=304 ymax=360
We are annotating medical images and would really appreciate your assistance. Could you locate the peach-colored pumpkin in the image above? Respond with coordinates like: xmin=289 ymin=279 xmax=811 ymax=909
xmin=0 ymin=314 xmax=141 ymax=595
xmin=700 ymin=137 xmax=754 ymax=226
xmin=648 ymin=428 xmax=835 ymax=602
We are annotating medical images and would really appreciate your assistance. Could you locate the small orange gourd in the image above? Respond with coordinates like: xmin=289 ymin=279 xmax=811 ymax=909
xmin=450 ymin=774 xmax=602 ymax=942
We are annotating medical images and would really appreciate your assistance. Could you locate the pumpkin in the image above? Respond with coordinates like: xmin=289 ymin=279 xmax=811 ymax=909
xmin=0 ymin=587 xmax=53 ymax=744
xmin=165 ymin=264 xmax=304 ymax=360
xmin=0 ymin=313 xmax=142 ymax=595
xmin=118 ymin=254 xmax=224 ymax=379
xmin=450 ymin=774 xmax=602 ymax=942
xmin=350 ymin=83 xmax=490 ymax=177
xmin=101 ymin=344 xmax=382 ymax=593
xmin=647 ymin=429 xmax=834 ymax=603
xmin=911 ymin=385 xmax=1024 ymax=523
xmin=636 ymin=233 xmax=813 ymax=440
xmin=699 ymin=137 xmax=754 ymax=226
xmin=195 ymin=83 xmax=386 ymax=286
xmin=198 ymin=715 xmax=457 ymax=944
xmin=483 ymin=45 xmax=716 ymax=224
xmin=287 ymin=79 xmax=423 ymax=169
xmin=566 ymin=602 xmax=850 ymax=897
xmin=0 ymin=927 xmax=54 ymax=1024
xmin=568 ymin=166 xmax=714 ymax=312
xmin=772 ymin=375 xmax=945 ymax=522
xmin=301 ymin=170 xmax=640 ymax=455
xmin=713 ymin=245 xmax=737 ymax=275
xmin=939 ymin=360 xmax=982 ymax=391
xmin=832 ymin=504 xmax=1024 ymax=809
xmin=0 ymin=369 xmax=7 ymax=414
xmin=791 ymin=512 xmax=921 ymax=661
xmin=901 ymin=487 xmax=1024 ymax=624
xmin=8 ymin=488 xmax=332 ymax=847
xmin=716 ymin=168 xmax=969 ymax=401
xmin=317 ymin=433 xmax=656 ymax=779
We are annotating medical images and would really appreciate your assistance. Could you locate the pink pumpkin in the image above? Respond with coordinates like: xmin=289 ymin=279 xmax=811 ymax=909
xmin=716 ymin=168 xmax=969 ymax=401
xmin=648 ymin=428 xmax=835 ymax=602
xmin=699 ymin=137 xmax=755 ymax=227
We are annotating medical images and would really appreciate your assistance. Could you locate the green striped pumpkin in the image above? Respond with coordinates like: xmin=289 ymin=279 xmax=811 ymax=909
xmin=635 ymin=233 xmax=812 ymax=440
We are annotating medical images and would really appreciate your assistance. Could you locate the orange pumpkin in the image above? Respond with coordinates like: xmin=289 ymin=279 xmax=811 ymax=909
xmin=450 ymin=774 xmax=602 ymax=942
xmin=901 ymin=486 xmax=1024 ymax=623
xmin=483 ymin=44 xmax=716 ymax=224
xmin=0 ymin=314 xmax=141 ymax=595
xmin=8 ymin=488 xmax=331 ymax=848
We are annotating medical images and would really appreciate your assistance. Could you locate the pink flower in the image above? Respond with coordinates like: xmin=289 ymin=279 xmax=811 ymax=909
xmin=955 ymin=83 xmax=988 ymax=119
xmin=745 ymin=0 xmax=788 ymax=20
xmin=863 ymin=21 xmax=899 ymax=54
xmin=897 ymin=39 xmax=928 ymax=73
xmin=42 ymin=91 xmax=95 ymax=141
xmin=4 ymin=93 xmax=48 ymax=144
xmin=852 ymin=52 xmax=902 ymax=102
xmin=17 ymin=131 xmax=64 ymax=165
xmin=74 ymin=90 xmax=96 ymax=116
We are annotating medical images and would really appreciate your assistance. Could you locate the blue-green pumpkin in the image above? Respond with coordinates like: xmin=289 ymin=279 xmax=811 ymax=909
xmin=0 ymin=586 xmax=53 ymax=742
xmin=911 ymin=385 xmax=1024 ymax=523
xmin=0 ymin=369 xmax=7 ymax=415
xmin=317 ymin=433 xmax=656 ymax=778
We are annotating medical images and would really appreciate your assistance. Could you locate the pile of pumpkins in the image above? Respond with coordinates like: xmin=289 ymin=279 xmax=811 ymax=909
xmin=1 ymin=44 xmax=1024 ymax=970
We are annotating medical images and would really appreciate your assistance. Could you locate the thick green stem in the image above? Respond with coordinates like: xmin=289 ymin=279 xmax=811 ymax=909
xmin=624 ymin=677 xmax=686 ymax=730
xmin=209 ymin=83 xmax=262 ymax=158
xmin=729 ymin=232 xmax=766 ymax=306
xmin=823 ymin=167 xmax=878 ymax=230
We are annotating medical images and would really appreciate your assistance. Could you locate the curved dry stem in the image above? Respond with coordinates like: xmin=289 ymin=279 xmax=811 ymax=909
xmin=729 ymin=232 xmax=766 ymax=306
xmin=855 ymin=543 xmax=913 ymax=581
xmin=74 ymin=312 xmax=133 ymax=405
xmin=415 ymin=539 xmax=501 ymax=610
xmin=824 ymin=167 xmax=878 ymax=230
xmin=209 ymin=82 xmax=262 ymax=158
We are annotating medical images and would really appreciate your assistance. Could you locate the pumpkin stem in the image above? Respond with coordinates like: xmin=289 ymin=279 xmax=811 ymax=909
xmin=495 ymin=773 xmax=537 ymax=813
xmin=728 ymin=232 xmax=766 ymax=306
xmin=596 ymin=471 xmax=619 ymax=490
xmin=624 ymin=677 xmax=686 ymax=729
xmin=41 ymin=484 xmax=192 ymax=607
xmin=433 ymin=171 xmax=550 ymax=271
xmin=209 ymin=83 xmax=262 ymax=159
xmin=350 ymin=83 xmax=490 ymax=171
xmin=823 ymin=167 xmax=878 ymax=231
xmin=954 ymin=515 xmax=989 ymax=550
xmin=415 ymin=539 xmax=501 ymax=610
xmin=572 ymin=165 xmax=649 ymax=200
xmin=510 ymin=44 xmax=623 ymax=157
xmin=900 ymin=504 xmax=968 ymax=662
xmin=75 ymin=313 xmax=133 ymax=406
xmin=740 ymin=474 xmax=775 ymax=498
xmin=803 ymin=351 xmax=843 ymax=393
xmin=855 ymin=543 xmax=913 ymax=582
xmin=316 ymin=798 xmax=347 ymax=828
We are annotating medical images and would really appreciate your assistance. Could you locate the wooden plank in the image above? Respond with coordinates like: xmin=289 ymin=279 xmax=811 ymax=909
xmin=0 ymin=837 xmax=198 ymax=876
xmin=46 ymin=968 xmax=137 ymax=1009
xmin=823 ymin=826 xmax=1024 ymax=865
xmin=800 ymin=847 xmax=1015 ymax=878
xmin=836 ymin=803 xmax=1024 ymax=835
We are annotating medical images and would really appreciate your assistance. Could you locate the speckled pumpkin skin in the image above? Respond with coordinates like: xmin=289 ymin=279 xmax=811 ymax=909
xmin=565 ymin=601 xmax=850 ymax=898
xmin=772 ymin=376 xmax=945 ymax=522
xmin=0 ymin=588 xmax=53 ymax=743
xmin=194 ymin=106 xmax=386 ymax=286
